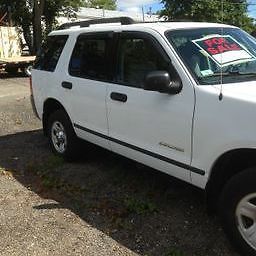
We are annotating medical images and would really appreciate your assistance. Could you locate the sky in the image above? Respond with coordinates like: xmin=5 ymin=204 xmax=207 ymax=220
xmin=248 ymin=0 xmax=256 ymax=19
xmin=117 ymin=0 xmax=256 ymax=19
xmin=117 ymin=0 xmax=163 ymax=14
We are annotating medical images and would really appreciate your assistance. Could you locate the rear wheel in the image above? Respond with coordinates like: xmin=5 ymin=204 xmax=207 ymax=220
xmin=219 ymin=168 xmax=256 ymax=256
xmin=47 ymin=110 xmax=79 ymax=161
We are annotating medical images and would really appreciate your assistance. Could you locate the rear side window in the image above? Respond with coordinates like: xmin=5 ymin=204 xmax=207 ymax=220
xmin=69 ymin=34 xmax=111 ymax=81
xmin=34 ymin=35 xmax=68 ymax=72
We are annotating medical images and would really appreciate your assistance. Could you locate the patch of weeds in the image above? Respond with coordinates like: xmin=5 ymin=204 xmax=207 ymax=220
xmin=41 ymin=174 xmax=87 ymax=196
xmin=26 ymin=155 xmax=64 ymax=176
xmin=41 ymin=176 xmax=58 ymax=189
xmin=113 ymin=217 xmax=133 ymax=230
xmin=165 ymin=248 xmax=184 ymax=256
xmin=40 ymin=155 xmax=64 ymax=173
xmin=25 ymin=155 xmax=87 ymax=196
xmin=124 ymin=197 xmax=157 ymax=215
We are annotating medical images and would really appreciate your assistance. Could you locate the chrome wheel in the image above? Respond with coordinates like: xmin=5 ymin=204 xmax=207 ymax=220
xmin=51 ymin=121 xmax=67 ymax=154
xmin=236 ymin=193 xmax=256 ymax=251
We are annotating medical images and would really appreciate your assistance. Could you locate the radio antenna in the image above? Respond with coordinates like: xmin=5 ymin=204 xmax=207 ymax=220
xmin=219 ymin=0 xmax=224 ymax=101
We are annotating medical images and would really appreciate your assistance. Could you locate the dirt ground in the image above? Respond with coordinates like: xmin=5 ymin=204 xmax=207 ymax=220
xmin=0 ymin=74 xmax=239 ymax=256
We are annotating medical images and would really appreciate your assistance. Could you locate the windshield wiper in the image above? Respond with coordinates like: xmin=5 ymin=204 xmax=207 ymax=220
xmin=198 ymin=71 xmax=256 ymax=84
xmin=199 ymin=71 xmax=256 ymax=79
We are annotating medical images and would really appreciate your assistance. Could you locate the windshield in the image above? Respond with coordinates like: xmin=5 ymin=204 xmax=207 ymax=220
xmin=166 ymin=27 xmax=256 ymax=85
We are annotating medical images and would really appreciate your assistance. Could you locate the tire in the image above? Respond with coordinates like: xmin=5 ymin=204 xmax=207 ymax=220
xmin=5 ymin=67 xmax=18 ymax=74
xmin=47 ymin=110 xmax=79 ymax=161
xmin=219 ymin=168 xmax=256 ymax=256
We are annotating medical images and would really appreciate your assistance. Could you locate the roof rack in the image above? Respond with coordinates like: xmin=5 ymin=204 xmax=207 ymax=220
xmin=58 ymin=17 xmax=135 ymax=30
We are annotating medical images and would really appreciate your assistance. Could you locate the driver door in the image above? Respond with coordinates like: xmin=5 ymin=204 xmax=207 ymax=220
xmin=106 ymin=32 xmax=195 ymax=182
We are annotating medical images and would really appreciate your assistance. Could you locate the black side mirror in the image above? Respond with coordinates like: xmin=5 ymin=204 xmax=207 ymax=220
xmin=144 ymin=71 xmax=182 ymax=94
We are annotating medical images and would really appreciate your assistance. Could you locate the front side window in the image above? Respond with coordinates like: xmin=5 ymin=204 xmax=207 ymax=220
xmin=117 ymin=36 xmax=170 ymax=87
xmin=34 ymin=35 xmax=68 ymax=72
xmin=166 ymin=28 xmax=256 ymax=85
xmin=69 ymin=35 xmax=110 ymax=80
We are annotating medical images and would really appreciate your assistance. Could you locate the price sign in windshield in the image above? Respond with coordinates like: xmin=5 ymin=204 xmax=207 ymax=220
xmin=192 ymin=35 xmax=256 ymax=67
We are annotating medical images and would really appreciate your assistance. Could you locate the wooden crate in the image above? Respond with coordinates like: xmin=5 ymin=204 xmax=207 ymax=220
xmin=0 ymin=27 xmax=21 ymax=59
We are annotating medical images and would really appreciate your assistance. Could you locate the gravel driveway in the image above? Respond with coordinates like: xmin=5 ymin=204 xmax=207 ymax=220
xmin=0 ymin=74 xmax=238 ymax=256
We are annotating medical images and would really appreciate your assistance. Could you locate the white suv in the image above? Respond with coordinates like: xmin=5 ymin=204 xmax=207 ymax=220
xmin=31 ymin=17 xmax=256 ymax=256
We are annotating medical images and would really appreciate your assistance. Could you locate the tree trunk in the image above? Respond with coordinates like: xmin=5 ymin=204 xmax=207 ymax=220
xmin=22 ymin=24 xmax=33 ymax=54
xmin=33 ymin=0 xmax=45 ymax=54
xmin=45 ymin=18 xmax=54 ymax=36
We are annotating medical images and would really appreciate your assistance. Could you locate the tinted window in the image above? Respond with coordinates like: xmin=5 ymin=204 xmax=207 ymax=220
xmin=117 ymin=37 xmax=170 ymax=87
xmin=69 ymin=35 xmax=110 ymax=80
xmin=34 ymin=35 xmax=68 ymax=72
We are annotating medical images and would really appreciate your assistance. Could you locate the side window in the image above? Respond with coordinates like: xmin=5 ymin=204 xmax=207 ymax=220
xmin=117 ymin=36 xmax=170 ymax=87
xmin=34 ymin=35 xmax=68 ymax=72
xmin=69 ymin=35 xmax=109 ymax=80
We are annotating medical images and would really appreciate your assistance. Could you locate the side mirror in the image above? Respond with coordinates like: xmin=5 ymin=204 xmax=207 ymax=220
xmin=143 ymin=71 xmax=182 ymax=94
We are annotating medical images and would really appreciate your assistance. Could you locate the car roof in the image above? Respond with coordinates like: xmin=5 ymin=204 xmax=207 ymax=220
xmin=50 ymin=21 xmax=236 ymax=37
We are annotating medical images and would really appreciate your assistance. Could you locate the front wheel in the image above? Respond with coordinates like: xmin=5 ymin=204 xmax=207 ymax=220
xmin=47 ymin=110 xmax=79 ymax=161
xmin=219 ymin=168 xmax=256 ymax=256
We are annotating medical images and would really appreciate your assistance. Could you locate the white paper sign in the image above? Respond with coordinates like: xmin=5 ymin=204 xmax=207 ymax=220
xmin=192 ymin=35 xmax=256 ymax=67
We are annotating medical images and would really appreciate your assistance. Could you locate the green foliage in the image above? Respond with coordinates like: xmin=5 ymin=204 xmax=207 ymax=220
xmin=160 ymin=0 xmax=255 ymax=33
xmin=124 ymin=197 xmax=157 ymax=215
xmin=0 ymin=0 xmax=116 ymax=52
xmin=164 ymin=248 xmax=184 ymax=256
xmin=84 ymin=0 xmax=117 ymax=10
xmin=26 ymin=156 xmax=87 ymax=195
xmin=41 ymin=155 xmax=64 ymax=172
xmin=0 ymin=0 xmax=84 ymax=52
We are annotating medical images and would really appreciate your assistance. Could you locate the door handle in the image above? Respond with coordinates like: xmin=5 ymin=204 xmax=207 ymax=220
xmin=110 ymin=92 xmax=127 ymax=102
xmin=62 ymin=81 xmax=73 ymax=89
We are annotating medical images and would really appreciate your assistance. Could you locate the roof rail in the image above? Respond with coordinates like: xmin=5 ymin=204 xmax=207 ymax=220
xmin=58 ymin=17 xmax=135 ymax=30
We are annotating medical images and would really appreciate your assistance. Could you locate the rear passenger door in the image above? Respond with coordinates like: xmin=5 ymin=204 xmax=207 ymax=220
xmin=65 ymin=32 xmax=113 ymax=149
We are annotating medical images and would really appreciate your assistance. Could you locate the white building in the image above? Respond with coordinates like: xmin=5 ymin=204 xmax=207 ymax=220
xmin=58 ymin=7 xmax=162 ymax=25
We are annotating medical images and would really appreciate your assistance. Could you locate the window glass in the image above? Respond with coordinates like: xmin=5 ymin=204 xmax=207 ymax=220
xmin=117 ymin=37 xmax=170 ymax=87
xmin=34 ymin=35 xmax=68 ymax=72
xmin=69 ymin=36 xmax=108 ymax=80
xmin=166 ymin=28 xmax=256 ymax=85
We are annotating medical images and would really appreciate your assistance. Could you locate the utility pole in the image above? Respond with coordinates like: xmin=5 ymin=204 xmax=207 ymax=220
xmin=142 ymin=5 xmax=145 ymax=22
xmin=149 ymin=7 xmax=152 ymax=17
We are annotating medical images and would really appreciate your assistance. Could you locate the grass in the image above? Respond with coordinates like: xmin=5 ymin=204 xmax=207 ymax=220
xmin=124 ymin=196 xmax=157 ymax=215
xmin=26 ymin=155 xmax=64 ymax=176
xmin=164 ymin=248 xmax=185 ymax=256
xmin=25 ymin=155 xmax=87 ymax=195
xmin=38 ymin=155 xmax=64 ymax=174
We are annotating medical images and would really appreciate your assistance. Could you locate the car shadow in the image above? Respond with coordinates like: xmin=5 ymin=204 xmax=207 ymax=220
xmin=0 ymin=71 xmax=28 ymax=79
xmin=0 ymin=129 xmax=238 ymax=256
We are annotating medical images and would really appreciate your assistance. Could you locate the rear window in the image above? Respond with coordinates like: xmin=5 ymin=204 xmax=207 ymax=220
xmin=34 ymin=35 xmax=68 ymax=72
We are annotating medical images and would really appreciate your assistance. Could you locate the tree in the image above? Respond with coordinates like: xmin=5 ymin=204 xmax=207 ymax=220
xmin=160 ymin=0 xmax=255 ymax=33
xmin=84 ymin=0 xmax=117 ymax=10
xmin=0 ymin=1 xmax=33 ymax=51
xmin=33 ymin=0 xmax=45 ymax=55
xmin=0 ymin=0 xmax=83 ymax=53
